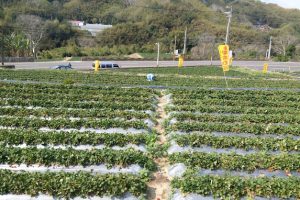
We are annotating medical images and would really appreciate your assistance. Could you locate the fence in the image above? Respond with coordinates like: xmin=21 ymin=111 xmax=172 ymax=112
xmin=0 ymin=57 xmax=34 ymax=62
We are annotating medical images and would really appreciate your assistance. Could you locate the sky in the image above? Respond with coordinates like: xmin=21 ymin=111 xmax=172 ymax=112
xmin=261 ymin=0 xmax=300 ymax=9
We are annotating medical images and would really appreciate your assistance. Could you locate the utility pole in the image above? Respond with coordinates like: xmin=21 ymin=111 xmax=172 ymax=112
xmin=174 ymin=36 xmax=177 ymax=54
xmin=267 ymin=36 xmax=272 ymax=60
xmin=156 ymin=42 xmax=160 ymax=67
xmin=223 ymin=6 xmax=232 ymax=89
xmin=173 ymin=36 xmax=177 ymax=61
xmin=0 ymin=1 xmax=4 ymax=66
xmin=225 ymin=6 xmax=232 ymax=45
xmin=1 ymin=29 xmax=4 ymax=66
xmin=183 ymin=27 xmax=187 ymax=55
xmin=210 ymin=38 xmax=216 ymax=66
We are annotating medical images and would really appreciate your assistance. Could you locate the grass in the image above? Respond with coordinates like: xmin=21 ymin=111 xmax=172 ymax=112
xmin=69 ymin=57 xmax=82 ymax=61
xmin=139 ymin=53 xmax=174 ymax=60
xmin=113 ymin=66 xmax=290 ymax=79
xmin=34 ymin=58 xmax=63 ymax=62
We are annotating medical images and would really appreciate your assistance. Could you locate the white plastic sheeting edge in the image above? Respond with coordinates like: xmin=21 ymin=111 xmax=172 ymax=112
xmin=197 ymin=169 xmax=300 ymax=178
xmin=39 ymin=127 xmax=149 ymax=134
xmin=168 ymin=163 xmax=187 ymax=178
xmin=9 ymin=144 xmax=147 ymax=152
xmin=171 ymin=190 xmax=283 ymax=200
xmin=167 ymin=141 xmax=298 ymax=155
xmin=0 ymin=126 xmax=149 ymax=134
xmin=171 ymin=191 xmax=214 ymax=200
xmin=0 ymin=164 xmax=142 ymax=174
xmin=0 ymin=193 xmax=140 ymax=200
xmin=169 ymin=131 xmax=300 ymax=140
xmin=168 ymin=163 xmax=300 ymax=178
xmin=0 ymin=106 xmax=154 ymax=116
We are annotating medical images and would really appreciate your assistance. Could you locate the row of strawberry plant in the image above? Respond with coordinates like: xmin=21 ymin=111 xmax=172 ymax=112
xmin=172 ymin=174 xmax=300 ymax=199
xmin=173 ymin=133 xmax=300 ymax=152
xmin=170 ymin=89 xmax=300 ymax=100
xmin=169 ymin=152 xmax=300 ymax=172
xmin=0 ymin=170 xmax=147 ymax=198
xmin=0 ymin=147 xmax=156 ymax=170
xmin=167 ymin=104 xmax=300 ymax=114
xmin=1 ymin=82 xmax=158 ymax=97
xmin=0 ymin=129 xmax=155 ymax=147
xmin=172 ymin=98 xmax=300 ymax=109
xmin=170 ymin=121 xmax=300 ymax=136
xmin=171 ymin=90 xmax=300 ymax=100
xmin=0 ymin=84 xmax=158 ymax=101
xmin=0 ymin=107 xmax=152 ymax=120
xmin=0 ymin=98 xmax=154 ymax=111
xmin=0 ymin=117 xmax=147 ymax=130
xmin=0 ymin=91 xmax=154 ymax=104
xmin=171 ymin=113 xmax=300 ymax=124
xmin=0 ymin=70 xmax=154 ymax=86
xmin=172 ymin=95 xmax=299 ymax=105
xmin=0 ymin=83 xmax=155 ymax=96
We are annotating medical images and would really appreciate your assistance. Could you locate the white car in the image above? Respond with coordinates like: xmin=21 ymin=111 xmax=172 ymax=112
xmin=92 ymin=61 xmax=120 ymax=69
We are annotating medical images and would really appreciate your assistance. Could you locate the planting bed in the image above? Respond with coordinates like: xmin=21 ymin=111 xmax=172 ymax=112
xmin=0 ymin=82 xmax=159 ymax=199
xmin=166 ymin=88 xmax=300 ymax=199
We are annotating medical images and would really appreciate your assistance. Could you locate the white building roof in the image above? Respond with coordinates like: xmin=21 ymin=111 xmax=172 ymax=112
xmin=80 ymin=24 xmax=113 ymax=36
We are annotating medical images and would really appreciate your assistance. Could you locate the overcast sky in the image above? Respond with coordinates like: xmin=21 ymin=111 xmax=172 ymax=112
xmin=261 ymin=0 xmax=300 ymax=9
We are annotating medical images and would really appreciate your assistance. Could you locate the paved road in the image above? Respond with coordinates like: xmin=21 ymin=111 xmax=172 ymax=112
xmin=8 ymin=60 xmax=300 ymax=72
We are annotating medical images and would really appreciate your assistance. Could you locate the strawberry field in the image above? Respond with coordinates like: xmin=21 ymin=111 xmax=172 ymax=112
xmin=0 ymin=67 xmax=300 ymax=199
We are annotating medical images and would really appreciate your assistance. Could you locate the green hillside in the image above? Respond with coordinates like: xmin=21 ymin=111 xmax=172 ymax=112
xmin=1 ymin=0 xmax=300 ymax=61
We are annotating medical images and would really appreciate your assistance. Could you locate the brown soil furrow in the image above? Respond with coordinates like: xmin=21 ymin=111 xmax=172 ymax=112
xmin=147 ymin=91 xmax=171 ymax=200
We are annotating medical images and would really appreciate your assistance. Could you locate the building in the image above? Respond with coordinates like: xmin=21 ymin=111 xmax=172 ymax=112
xmin=69 ymin=21 xmax=112 ymax=36
xmin=80 ymin=24 xmax=113 ymax=36
xmin=69 ymin=20 xmax=84 ymax=27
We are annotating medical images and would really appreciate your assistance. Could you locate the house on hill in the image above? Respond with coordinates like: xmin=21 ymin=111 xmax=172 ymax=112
xmin=69 ymin=21 xmax=112 ymax=36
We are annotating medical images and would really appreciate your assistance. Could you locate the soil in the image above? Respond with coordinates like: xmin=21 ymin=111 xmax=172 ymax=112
xmin=147 ymin=91 xmax=171 ymax=200
xmin=126 ymin=53 xmax=144 ymax=59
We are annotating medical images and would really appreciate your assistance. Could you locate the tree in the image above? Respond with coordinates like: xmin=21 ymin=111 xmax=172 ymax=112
xmin=0 ymin=31 xmax=6 ymax=65
xmin=7 ymin=33 xmax=30 ymax=57
xmin=191 ymin=33 xmax=216 ymax=59
xmin=273 ymin=34 xmax=297 ymax=57
xmin=17 ymin=14 xmax=46 ymax=59
xmin=63 ymin=0 xmax=82 ymax=20
xmin=0 ymin=22 xmax=12 ymax=65
xmin=273 ymin=23 xmax=299 ymax=59
xmin=286 ymin=45 xmax=296 ymax=58
xmin=123 ymin=0 xmax=137 ymax=7
xmin=40 ymin=20 xmax=75 ymax=50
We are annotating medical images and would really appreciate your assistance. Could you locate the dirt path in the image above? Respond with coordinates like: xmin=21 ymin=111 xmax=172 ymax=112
xmin=147 ymin=91 xmax=171 ymax=200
